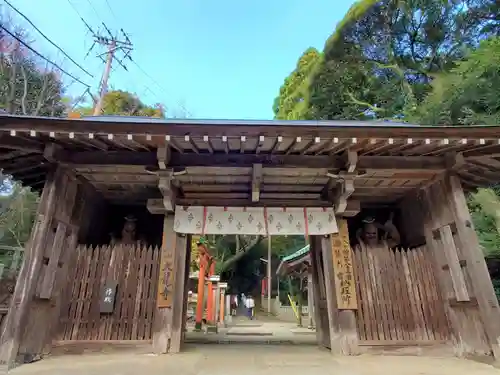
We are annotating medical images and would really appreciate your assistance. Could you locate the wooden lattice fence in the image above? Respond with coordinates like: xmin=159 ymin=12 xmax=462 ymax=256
xmin=57 ymin=244 xmax=160 ymax=341
xmin=353 ymin=245 xmax=452 ymax=345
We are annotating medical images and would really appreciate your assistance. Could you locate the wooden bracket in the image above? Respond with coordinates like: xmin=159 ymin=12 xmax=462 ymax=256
xmin=334 ymin=177 xmax=355 ymax=215
xmin=158 ymin=173 xmax=176 ymax=212
xmin=157 ymin=145 xmax=171 ymax=170
xmin=445 ymin=152 xmax=465 ymax=172
xmin=343 ymin=200 xmax=360 ymax=217
xmin=251 ymin=163 xmax=263 ymax=203
xmin=43 ymin=143 xmax=64 ymax=163
xmin=147 ymin=198 xmax=166 ymax=214
xmin=343 ymin=149 xmax=358 ymax=173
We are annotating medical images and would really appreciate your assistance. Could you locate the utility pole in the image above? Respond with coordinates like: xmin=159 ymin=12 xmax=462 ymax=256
xmin=82 ymin=21 xmax=133 ymax=115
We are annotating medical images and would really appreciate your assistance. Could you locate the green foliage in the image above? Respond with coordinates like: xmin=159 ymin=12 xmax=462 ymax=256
xmin=0 ymin=182 xmax=39 ymax=248
xmin=188 ymin=235 xmax=306 ymax=295
xmin=468 ymin=188 xmax=500 ymax=257
xmin=273 ymin=48 xmax=321 ymax=120
xmin=273 ymin=0 xmax=500 ymax=121
xmin=76 ymin=90 xmax=164 ymax=118
xmin=411 ymin=37 xmax=500 ymax=125
xmin=271 ymin=236 xmax=306 ymax=258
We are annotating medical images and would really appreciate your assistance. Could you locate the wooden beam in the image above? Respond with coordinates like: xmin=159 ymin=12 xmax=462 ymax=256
xmin=203 ymin=135 xmax=214 ymax=154
xmin=185 ymin=135 xmax=200 ymax=154
xmin=59 ymin=150 xmax=157 ymax=166
xmin=0 ymin=134 xmax=43 ymax=154
xmin=181 ymin=183 xmax=324 ymax=193
xmin=53 ymin=151 xmax=448 ymax=171
xmin=252 ymin=163 xmax=262 ymax=202
xmin=175 ymin=198 xmax=333 ymax=208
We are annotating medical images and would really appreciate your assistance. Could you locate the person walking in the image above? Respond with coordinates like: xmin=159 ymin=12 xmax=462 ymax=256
xmin=230 ymin=294 xmax=238 ymax=316
xmin=245 ymin=295 xmax=255 ymax=320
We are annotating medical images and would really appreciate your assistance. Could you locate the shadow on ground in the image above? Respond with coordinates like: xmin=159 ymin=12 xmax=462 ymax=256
xmin=8 ymin=345 xmax=500 ymax=375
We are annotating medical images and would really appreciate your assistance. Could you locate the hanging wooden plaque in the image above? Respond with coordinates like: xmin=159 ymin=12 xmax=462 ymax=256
xmin=331 ymin=219 xmax=358 ymax=310
xmin=156 ymin=235 xmax=176 ymax=308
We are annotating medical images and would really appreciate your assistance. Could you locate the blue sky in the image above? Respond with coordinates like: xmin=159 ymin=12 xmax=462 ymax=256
xmin=9 ymin=0 xmax=355 ymax=119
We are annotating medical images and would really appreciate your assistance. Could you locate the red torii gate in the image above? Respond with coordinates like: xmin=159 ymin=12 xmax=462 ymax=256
xmin=194 ymin=238 xmax=216 ymax=330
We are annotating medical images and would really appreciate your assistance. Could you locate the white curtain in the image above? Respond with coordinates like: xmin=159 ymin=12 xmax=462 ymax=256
xmin=173 ymin=206 xmax=338 ymax=235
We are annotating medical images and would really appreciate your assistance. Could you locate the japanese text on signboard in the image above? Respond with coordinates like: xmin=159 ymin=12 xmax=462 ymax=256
xmin=331 ymin=219 xmax=358 ymax=310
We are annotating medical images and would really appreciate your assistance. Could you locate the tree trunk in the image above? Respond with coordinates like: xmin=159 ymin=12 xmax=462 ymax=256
xmin=219 ymin=236 xmax=264 ymax=272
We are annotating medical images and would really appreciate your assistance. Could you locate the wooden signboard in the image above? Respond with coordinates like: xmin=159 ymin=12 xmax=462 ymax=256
xmin=157 ymin=239 xmax=175 ymax=308
xmin=331 ymin=219 xmax=358 ymax=310
xmin=100 ymin=281 xmax=118 ymax=314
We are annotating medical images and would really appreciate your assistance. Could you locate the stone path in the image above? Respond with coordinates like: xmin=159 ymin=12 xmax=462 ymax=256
xmin=8 ymin=345 xmax=500 ymax=375
xmin=186 ymin=316 xmax=316 ymax=344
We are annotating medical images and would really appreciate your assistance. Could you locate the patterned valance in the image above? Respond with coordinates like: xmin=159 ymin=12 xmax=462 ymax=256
xmin=173 ymin=206 xmax=338 ymax=235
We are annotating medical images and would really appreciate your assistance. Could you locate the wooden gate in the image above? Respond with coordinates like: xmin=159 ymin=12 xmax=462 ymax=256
xmin=353 ymin=245 xmax=452 ymax=345
xmin=57 ymin=244 xmax=160 ymax=341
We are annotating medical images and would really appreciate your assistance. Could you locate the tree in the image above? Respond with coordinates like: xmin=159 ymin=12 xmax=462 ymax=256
xmin=273 ymin=48 xmax=321 ymax=120
xmin=0 ymin=15 xmax=69 ymax=117
xmin=274 ymin=0 xmax=500 ymax=121
xmin=75 ymin=90 xmax=164 ymax=118
xmin=411 ymin=37 xmax=500 ymax=125
xmin=189 ymin=235 xmax=306 ymax=295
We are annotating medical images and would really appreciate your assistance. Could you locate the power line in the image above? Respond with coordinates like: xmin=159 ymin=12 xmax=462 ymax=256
xmin=129 ymin=58 xmax=192 ymax=117
xmin=129 ymin=57 xmax=171 ymax=100
xmin=66 ymin=0 xmax=85 ymax=20
xmin=85 ymin=23 xmax=133 ymax=115
xmin=104 ymin=0 xmax=119 ymax=24
xmin=85 ymin=0 xmax=103 ymax=23
xmin=3 ymin=0 xmax=94 ymax=78
xmin=0 ymin=25 xmax=91 ymax=88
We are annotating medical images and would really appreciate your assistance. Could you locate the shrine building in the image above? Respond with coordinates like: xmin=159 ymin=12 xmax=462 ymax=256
xmin=0 ymin=114 xmax=499 ymax=367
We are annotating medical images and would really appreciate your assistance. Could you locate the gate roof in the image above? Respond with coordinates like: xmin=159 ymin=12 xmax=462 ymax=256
xmin=1 ymin=114 xmax=500 ymax=207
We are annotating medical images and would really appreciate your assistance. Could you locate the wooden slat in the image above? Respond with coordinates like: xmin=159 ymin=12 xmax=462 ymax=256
xmin=406 ymin=248 xmax=430 ymax=341
xmin=97 ymin=245 xmax=112 ymax=340
xmin=411 ymin=248 xmax=434 ymax=340
xmin=146 ymin=246 xmax=160 ymax=339
xmin=354 ymin=245 xmax=451 ymax=344
xmin=360 ymin=246 xmax=377 ymax=340
xmin=57 ymin=244 xmax=160 ymax=343
xmin=439 ymin=225 xmax=470 ymax=302
xmin=353 ymin=249 xmax=366 ymax=341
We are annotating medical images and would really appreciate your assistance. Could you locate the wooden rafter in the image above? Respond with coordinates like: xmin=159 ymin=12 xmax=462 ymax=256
xmin=251 ymin=163 xmax=262 ymax=203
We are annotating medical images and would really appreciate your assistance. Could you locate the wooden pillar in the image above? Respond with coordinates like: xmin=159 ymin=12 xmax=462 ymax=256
xmin=309 ymin=235 xmax=329 ymax=348
xmin=423 ymin=174 xmax=500 ymax=357
xmin=0 ymin=166 xmax=81 ymax=368
xmin=307 ymin=270 xmax=314 ymax=329
xmin=194 ymin=255 xmax=206 ymax=331
xmin=181 ymin=234 xmax=192 ymax=344
xmin=169 ymin=233 xmax=188 ymax=353
xmin=152 ymin=215 xmax=177 ymax=354
xmin=327 ymin=219 xmax=359 ymax=355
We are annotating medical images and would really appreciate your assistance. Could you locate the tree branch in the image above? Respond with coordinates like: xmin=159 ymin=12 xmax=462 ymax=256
xmin=219 ymin=235 xmax=264 ymax=272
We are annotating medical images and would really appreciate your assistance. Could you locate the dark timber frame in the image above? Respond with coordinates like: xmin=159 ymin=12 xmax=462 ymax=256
xmin=1 ymin=114 xmax=500 ymax=367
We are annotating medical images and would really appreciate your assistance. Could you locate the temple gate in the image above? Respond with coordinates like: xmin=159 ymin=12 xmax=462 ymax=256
xmin=0 ymin=115 xmax=499 ymax=367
